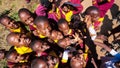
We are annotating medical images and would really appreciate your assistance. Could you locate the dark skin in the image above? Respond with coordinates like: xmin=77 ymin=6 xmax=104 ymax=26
xmin=0 ymin=49 xmax=6 ymax=60
xmin=58 ymin=22 xmax=71 ymax=36
xmin=0 ymin=17 xmax=28 ymax=33
xmin=32 ymin=41 xmax=50 ymax=53
xmin=50 ymin=30 xmax=63 ymax=43
xmin=31 ymin=59 xmax=48 ymax=68
xmin=70 ymin=52 xmax=85 ymax=68
xmin=46 ymin=55 xmax=59 ymax=68
xmin=34 ymin=21 xmax=52 ymax=37
xmin=19 ymin=11 xmax=34 ymax=26
xmin=7 ymin=33 xmax=31 ymax=47
xmin=7 ymin=51 xmax=28 ymax=63
xmin=0 ymin=17 xmax=19 ymax=29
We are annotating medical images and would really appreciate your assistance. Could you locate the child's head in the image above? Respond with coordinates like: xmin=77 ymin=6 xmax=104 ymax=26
xmin=6 ymin=32 xmax=31 ymax=47
xmin=30 ymin=40 xmax=50 ymax=53
xmin=0 ymin=16 xmax=19 ymax=29
xmin=0 ymin=49 xmax=6 ymax=60
xmin=6 ymin=50 xmax=25 ymax=63
xmin=40 ymin=0 xmax=52 ymax=9
xmin=18 ymin=8 xmax=34 ymax=25
xmin=46 ymin=55 xmax=59 ymax=68
xmin=57 ymin=37 xmax=71 ymax=49
xmin=70 ymin=52 xmax=85 ymax=68
xmin=50 ymin=30 xmax=63 ymax=42
xmin=58 ymin=19 xmax=70 ymax=35
xmin=31 ymin=58 xmax=48 ymax=68
xmin=85 ymin=6 xmax=100 ymax=22
xmin=61 ymin=3 xmax=71 ymax=13
xmin=34 ymin=16 xmax=52 ymax=37
xmin=13 ymin=63 xmax=30 ymax=68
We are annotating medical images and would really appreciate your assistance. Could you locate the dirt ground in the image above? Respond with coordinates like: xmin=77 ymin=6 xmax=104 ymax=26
xmin=0 ymin=0 xmax=120 ymax=67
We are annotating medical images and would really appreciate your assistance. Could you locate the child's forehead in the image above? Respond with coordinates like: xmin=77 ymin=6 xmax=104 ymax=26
xmin=89 ymin=10 xmax=99 ymax=14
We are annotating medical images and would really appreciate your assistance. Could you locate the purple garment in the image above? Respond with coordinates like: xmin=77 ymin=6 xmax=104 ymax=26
xmin=35 ymin=5 xmax=47 ymax=16
xmin=93 ymin=0 xmax=114 ymax=17
xmin=48 ymin=12 xmax=58 ymax=22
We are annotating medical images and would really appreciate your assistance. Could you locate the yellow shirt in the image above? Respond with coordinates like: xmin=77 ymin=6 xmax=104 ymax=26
xmin=10 ymin=27 xmax=22 ymax=33
xmin=14 ymin=46 xmax=32 ymax=55
xmin=62 ymin=10 xmax=73 ymax=23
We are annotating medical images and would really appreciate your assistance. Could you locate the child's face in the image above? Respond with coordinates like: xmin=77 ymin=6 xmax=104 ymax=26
xmin=62 ymin=6 xmax=70 ymax=13
xmin=36 ymin=21 xmax=51 ymax=37
xmin=1 ymin=18 xmax=19 ymax=29
xmin=37 ymin=60 xmax=48 ymax=68
xmin=33 ymin=41 xmax=50 ymax=52
xmin=19 ymin=12 xmax=34 ymax=25
xmin=7 ymin=52 xmax=24 ymax=63
xmin=47 ymin=55 xmax=59 ymax=68
xmin=51 ymin=30 xmax=63 ymax=41
xmin=9 ymin=33 xmax=31 ymax=47
xmin=70 ymin=54 xmax=84 ymax=68
xmin=59 ymin=23 xmax=70 ymax=35
xmin=0 ymin=50 xmax=5 ymax=60
xmin=89 ymin=10 xmax=100 ymax=22
xmin=58 ymin=38 xmax=71 ymax=48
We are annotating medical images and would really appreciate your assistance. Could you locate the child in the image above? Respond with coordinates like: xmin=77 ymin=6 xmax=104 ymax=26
xmin=31 ymin=58 xmax=48 ymax=68
xmin=58 ymin=19 xmax=73 ymax=36
xmin=0 ymin=49 xmax=7 ymax=60
xmin=6 ymin=32 xmax=32 ymax=55
xmin=84 ymin=6 xmax=103 ymax=31
xmin=46 ymin=55 xmax=59 ymax=68
xmin=50 ymin=30 xmax=64 ymax=43
xmin=0 ymin=16 xmax=28 ymax=33
xmin=13 ymin=62 xmax=30 ymax=68
xmin=57 ymin=35 xmax=81 ymax=49
xmin=30 ymin=40 xmax=50 ymax=57
xmin=6 ymin=50 xmax=30 ymax=66
xmin=18 ymin=8 xmax=36 ymax=31
xmin=35 ymin=0 xmax=51 ymax=17
xmin=92 ymin=0 xmax=114 ymax=17
xmin=58 ymin=0 xmax=83 ymax=22
xmin=33 ymin=16 xmax=52 ymax=38
xmin=70 ymin=51 xmax=86 ymax=68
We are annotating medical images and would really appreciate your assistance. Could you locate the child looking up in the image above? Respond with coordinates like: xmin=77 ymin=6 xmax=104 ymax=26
xmin=0 ymin=49 xmax=7 ymax=60
xmin=31 ymin=58 xmax=48 ymax=68
xmin=18 ymin=8 xmax=36 ymax=31
xmin=50 ymin=30 xmax=64 ymax=43
xmin=58 ymin=19 xmax=73 ymax=36
xmin=0 ymin=16 xmax=28 ymax=33
xmin=84 ymin=6 xmax=102 ymax=31
xmin=30 ymin=40 xmax=50 ymax=57
xmin=6 ymin=32 xmax=32 ymax=55
xmin=33 ymin=16 xmax=52 ymax=38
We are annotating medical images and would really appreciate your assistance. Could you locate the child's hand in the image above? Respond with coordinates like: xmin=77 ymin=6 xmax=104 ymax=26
xmin=73 ymin=33 xmax=81 ymax=42
xmin=33 ymin=30 xmax=39 ymax=36
xmin=84 ymin=15 xmax=92 ymax=28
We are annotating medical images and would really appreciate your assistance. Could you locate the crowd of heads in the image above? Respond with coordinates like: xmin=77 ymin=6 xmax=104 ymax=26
xmin=0 ymin=0 xmax=118 ymax=68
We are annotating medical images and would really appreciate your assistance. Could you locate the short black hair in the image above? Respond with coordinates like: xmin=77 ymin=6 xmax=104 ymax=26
xmin=84 ymin=6 xmax=99 ymax=15
xmin=5 ymin=49 xmax=16 ymax=60
xmin=18 ymin=8 xmax=32 ymax=17
xmin=40 ymin=0 xmax=52 ymax=9
xmin=34 ymin=16 xmax=48 ymax=25
xmin=0 ymin=15 xmax=11 ymax=24
xmin=30 ymin=40 xmax=42 ymax=51
xmin=31 ymin=58 xmax=47 ymax=68
xmin=57 ymin=18 xmax=68 ymax=26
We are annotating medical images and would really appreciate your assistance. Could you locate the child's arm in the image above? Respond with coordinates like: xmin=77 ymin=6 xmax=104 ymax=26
xmin=91 ymin=58 xmax=98 ymax=68
xmin=94 ymin=41 xmax=118 ymax=56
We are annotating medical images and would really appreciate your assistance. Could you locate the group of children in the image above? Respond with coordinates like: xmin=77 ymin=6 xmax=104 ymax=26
xmin=0 ymin=0 xmax=119 ymax=68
